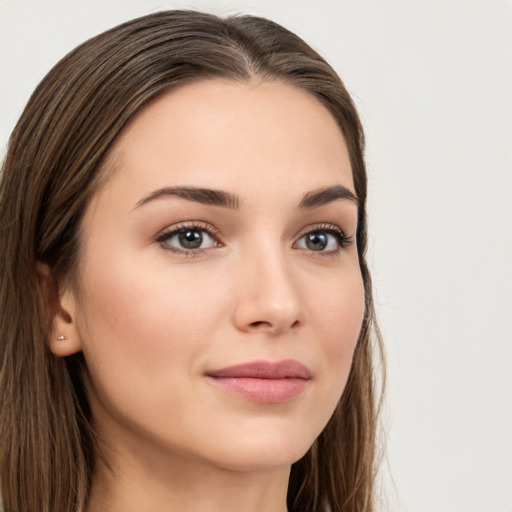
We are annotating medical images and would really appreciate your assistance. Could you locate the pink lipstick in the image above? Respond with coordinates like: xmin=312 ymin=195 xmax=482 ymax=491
xmin=205 ymin=360 xmax=311 ymax=403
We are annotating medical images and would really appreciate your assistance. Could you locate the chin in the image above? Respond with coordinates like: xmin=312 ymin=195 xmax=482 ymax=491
xmin=208 ymin=445 xmax=311 ymax=473
xmin=187 ymin=421 xmax=319 ymax=473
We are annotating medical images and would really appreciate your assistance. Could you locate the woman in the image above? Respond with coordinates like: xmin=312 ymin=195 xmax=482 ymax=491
xmin=0 ymin=10 xmax=383 ymax=512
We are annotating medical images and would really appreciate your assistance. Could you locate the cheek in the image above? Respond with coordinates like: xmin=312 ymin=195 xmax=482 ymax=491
xmin=313 ymin=267 xmax=365 ymax=349
xmin=308 ymin=266 xmax=365 ymax=392
xmin=74 ymin=251 xmax=223 ymax=411
xmin=78 ymin=250 xmax=218 ymax=348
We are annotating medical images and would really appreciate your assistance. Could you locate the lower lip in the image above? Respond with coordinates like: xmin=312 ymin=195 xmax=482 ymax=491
xmin=207 ymin=377 xmax=308 ymax=403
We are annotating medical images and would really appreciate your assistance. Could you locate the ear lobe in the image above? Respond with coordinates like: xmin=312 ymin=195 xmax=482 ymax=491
xmin=36 ymin=262 xmax=83 ymax=357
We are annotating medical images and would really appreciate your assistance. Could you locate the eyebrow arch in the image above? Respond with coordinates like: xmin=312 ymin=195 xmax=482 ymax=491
xmin=299 ymin=185 xmax=359 ymax=209
xmin=135 ymin=186 xmax=241 ymax=210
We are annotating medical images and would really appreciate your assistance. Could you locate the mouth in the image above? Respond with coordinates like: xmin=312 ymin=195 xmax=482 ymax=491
xmin=205 ymin=359 xmax=312 ymax=403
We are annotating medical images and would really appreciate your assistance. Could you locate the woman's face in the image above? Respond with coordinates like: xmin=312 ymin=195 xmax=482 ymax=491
xmin=59 ymin=79 xmax=364 ymax=472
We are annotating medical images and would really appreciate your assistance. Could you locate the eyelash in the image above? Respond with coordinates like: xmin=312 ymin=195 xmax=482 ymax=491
xmin=155 ymin=222 xmax=354 ymax=256
xmin=156 ymin=222 xmax=221 ymax=257
xmin=294 ymin=224 xmax=354 ymax=256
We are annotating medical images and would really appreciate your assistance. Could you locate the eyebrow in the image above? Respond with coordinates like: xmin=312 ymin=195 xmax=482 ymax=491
xmin=298 ymin=185 xmax=359 ymax=208
xmin=135 ymin=184 xmax=358 ymax=210
xmin=135 ymin=186 xmax=241 ymax=209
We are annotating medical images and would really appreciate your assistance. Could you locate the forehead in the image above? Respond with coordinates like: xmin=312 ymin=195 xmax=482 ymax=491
xmin=95 ymin=79 xmax=354 ymax=211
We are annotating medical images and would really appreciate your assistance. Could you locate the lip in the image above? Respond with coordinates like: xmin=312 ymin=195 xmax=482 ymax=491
xmin=205 ymin=360 xmax=312 ymax=403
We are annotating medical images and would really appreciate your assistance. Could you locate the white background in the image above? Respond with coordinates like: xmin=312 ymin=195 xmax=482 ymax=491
xmin=1 ymin=1 xmax=511 ymax=511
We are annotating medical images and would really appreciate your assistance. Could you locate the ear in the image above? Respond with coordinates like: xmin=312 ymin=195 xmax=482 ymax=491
xmin=36 ymin=262 xmax=83 ymax=357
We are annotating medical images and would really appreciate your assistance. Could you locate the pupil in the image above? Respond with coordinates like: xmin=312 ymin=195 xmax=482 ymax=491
xmin=306 ymin=232 xmax=328 ymax=251
xmin=179 ymin=230 xmax=202 ymax=249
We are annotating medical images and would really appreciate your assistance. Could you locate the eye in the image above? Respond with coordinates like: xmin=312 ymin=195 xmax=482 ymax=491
xmin=156 ymin=223 xmax=219 ymax=254
xmin=295 ymin=226 xmax=352 ymax=253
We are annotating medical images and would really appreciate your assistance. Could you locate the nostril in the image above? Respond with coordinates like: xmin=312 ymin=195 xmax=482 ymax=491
xmin=249 ymin=321 xmax=271 ymax=328
xmin=248 ymin=319 xmax=300 ymax=331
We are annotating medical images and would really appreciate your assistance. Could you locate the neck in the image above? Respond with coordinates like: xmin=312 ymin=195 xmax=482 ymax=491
xmin=86 ymin=436 xmax=291 ymax=512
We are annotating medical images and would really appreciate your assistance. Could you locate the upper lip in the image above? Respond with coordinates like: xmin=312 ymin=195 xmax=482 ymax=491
xmin=206 ymin=359 xmax=312 ymax=380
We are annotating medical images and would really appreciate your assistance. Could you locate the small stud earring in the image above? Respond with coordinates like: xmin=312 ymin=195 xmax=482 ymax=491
xmin=57 ymin=335 xmax=68 ymax=341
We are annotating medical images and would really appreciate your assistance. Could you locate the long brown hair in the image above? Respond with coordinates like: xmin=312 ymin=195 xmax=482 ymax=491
xmin=0 ymin=10 xmax=383 ymax=512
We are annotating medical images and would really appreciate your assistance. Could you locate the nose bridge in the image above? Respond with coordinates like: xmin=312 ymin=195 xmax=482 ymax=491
xmin=233 ymin=235 xmax=303 ymax=334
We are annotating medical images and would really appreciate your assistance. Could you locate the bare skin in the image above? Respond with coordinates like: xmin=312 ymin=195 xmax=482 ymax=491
xmin=48 ymin=79 xmax=364 ymax=512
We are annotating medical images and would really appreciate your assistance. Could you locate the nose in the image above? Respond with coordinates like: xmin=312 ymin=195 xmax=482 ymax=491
xmin=232 ymin=243 xmax=304 ymax=336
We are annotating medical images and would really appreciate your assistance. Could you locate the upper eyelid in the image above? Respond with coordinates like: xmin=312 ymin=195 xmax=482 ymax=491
xmin=157 ymin=221 xmax=220 ymax=238
xmin=294 ymin=222 xmax=347 ymax=238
